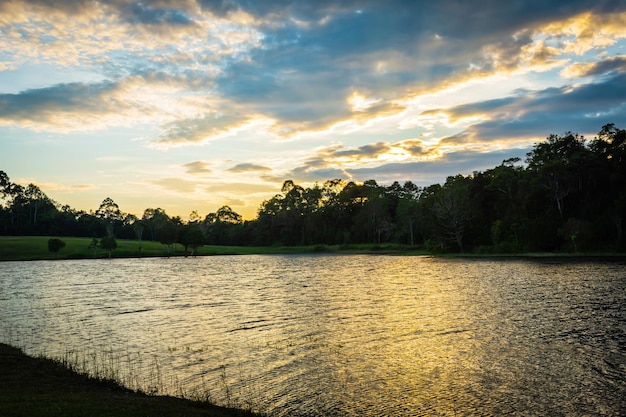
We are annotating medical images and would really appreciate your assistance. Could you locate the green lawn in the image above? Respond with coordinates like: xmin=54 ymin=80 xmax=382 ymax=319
xmin=0 ymin=236 xmax=428 ymax=261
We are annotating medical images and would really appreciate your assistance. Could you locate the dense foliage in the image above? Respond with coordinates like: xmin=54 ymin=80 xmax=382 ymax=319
xmin=1 ymin=124 xmax=624 ymax=253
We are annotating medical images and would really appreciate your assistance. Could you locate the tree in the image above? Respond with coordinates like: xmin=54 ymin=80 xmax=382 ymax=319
xmin=47 ymin=238 xmax=65 ymax=259
xmin=95 ymin=197 xmax=123 ymax=238
xmin=142 ymin=208 xmax=169 ymax=241
xmin=24 ymin=184 xmax=50 ymax=225
xmin=357 ymin=180 xmax=393 ymax=243
xmin=95 ymin=197 xmax=122 ymax=222
xmin=0 ymin=123 xmax=623 ymax=252
xmin=215 ymin=206 xmax=243 ymax=224
xmin=526 ymin=132 xmax=589 ymax=217
xmin=204 ymin=206 xmax=244 ymax=245
xmin=181 ymin=224 xmax=204 ymax=255
xmin=189 ymin=210 xmax=201 ymax=224
xmin=100 ymin=236 xmax=117 ymax=258
xmin=130 ymin=217 xmax=145 ymax=252
xmin=430 ymin=175 xmax=475 ymax=253
xmin=4 ymin=183 xmax=26 ymax=231
xmin=158 ymin=220 xmax=178 ymax=255
xmin=0 ymin=171 xmax=10 ymax=197
xmin=589 ymin=123 xmax=626 ymax=245
xmin=396 ymin=194 xmax=419 ymax=246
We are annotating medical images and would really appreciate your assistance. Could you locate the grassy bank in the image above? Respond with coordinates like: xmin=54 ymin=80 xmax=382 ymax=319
xmin=0 ymin=343 xmax=258 ymax=417
xmin=0 ymin=236 xmax=427 ymax=261
xmin=3 ymin=236 xmax=623 ymax=262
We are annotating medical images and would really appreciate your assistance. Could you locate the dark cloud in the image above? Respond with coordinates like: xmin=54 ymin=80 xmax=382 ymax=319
xmin=329 ymin=142 xmax=391 ymax=160
xmin=4 ymin=0 xmax=625 ymax=147
xmin=199 ymin=0 xmax=621 ymax=34
xmin=155 ymin=114 xmax=246 ymax=145
xmin=397 ymin=140 xmax=430 ymax=156
xmin=0 ymin=0 xmax=94 ymax=14
xmin=421 ymin=96 xmax=520 ymax=123
xmin=227 ymin=163 xmax=272 ymax=173
xmin=129 ymin=3 xmax=193 ymax=25
xmin=574 ymin=56 xmax=626 ymax=77
xmin=446 ymin=73 xmax=626 ymax=144
xmin=211 ymin=0 xmax=625 ymax=130
xmin=347 ymin=148 xmax=530 ymax=185
xmin=0 ymin=81 xmax=123 ymax=122
xmin=199 ymin=0 xmax=365 ymax=21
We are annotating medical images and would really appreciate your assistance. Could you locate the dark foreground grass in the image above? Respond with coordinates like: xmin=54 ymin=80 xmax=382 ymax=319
xmin=0 ymin=343 xmax=259 ymax=417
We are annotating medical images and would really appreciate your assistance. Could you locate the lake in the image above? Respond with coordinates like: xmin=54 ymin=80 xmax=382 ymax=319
xmin=1 ymin=255 xmax=625 ymax=416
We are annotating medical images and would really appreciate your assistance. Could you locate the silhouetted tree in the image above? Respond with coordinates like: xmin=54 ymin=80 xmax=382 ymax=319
xmin=159 ymin=220 xmax=178 ymax=255
xmin=100 ymin=236 xmax=117 ymax=258
xmin=181 ymin=224 xmax=204 ymax=255
xmin=204 ymin=205 xmax=243 ymax=245
xmin=430 ymin=175 xmax=475 ymax=253
xmin=0 ymin=123 xmax=624 ymax=254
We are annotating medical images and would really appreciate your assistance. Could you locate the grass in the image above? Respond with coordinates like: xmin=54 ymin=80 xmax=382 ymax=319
xmin=4 ymin=236 xmax=621 ymax=262
xmin=0 ymin=236 xmax=428 ymax=261
xmin=0 ymin=343 xmax=259 ymax=417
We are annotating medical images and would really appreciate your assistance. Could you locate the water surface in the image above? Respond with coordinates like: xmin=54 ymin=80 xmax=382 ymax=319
xmin=1 ymin=255 xmax=625 ymax=416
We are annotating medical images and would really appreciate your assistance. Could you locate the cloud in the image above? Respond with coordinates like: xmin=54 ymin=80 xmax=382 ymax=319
xmin=347 ymin=148 xmax=531 ymax=185
xmin=319 ymin=139 xmax=440 ymax=163
xmin=1 ymin=0 xmax=625 ymax=150
xmin=152 ymin=114 xmax=276 ymax=147
xmin=14 ymin=178 xmax=96 ymax=193
xmin=256 ymin=70 xmax=626 ymax=186
xmin=151 ymin=177 xmax=202 ymax=194
xmin=435 ymin=72 xmax=626 ymax=146
xmin=265 ymin=146 xmax=531 ymax=186
xmin=0 ymin=73 xmax=211 ymax=132
xmin=197 ymin=2 xmax=626 ymax=141
xmin=262 ymin=165 xmax=351 ymax=184
xmin=126 ymin=3 xmax=196 ymax=26
xmin=183 ymin=160 xmax=213 ymax=175
xmin=2 ymin=0 xmax=625 ymax=221
xmin=561 ymin=55 xmax=626 ymax=78
xmin=0 ymin=81 xmax=137 ymax=130
xmin=543 ymin=10 xmax=626 ymax=55
xmin=0 ymin=0 xmax=95 ymax=17
xmin=203 ymin=182 xmax=276 ymax=195
xmin=227 ymin=163 xmax=272 ymax=173
xmin=262 ymin=138 xmax=443 ymax=184
xmin=326 ymin=142 xmax=391 ymax=161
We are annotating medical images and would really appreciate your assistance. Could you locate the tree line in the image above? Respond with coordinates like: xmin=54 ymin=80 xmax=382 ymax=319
xmin=1 ymin=123 xmax=624 ymax=253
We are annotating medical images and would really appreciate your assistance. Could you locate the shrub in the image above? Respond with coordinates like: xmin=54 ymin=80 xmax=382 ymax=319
xmin=47 ymin=238 xmax=66 ymax=258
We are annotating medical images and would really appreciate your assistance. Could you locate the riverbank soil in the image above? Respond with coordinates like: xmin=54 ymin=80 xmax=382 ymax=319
xmin=0 ymin=344 xmax=256 ymax=417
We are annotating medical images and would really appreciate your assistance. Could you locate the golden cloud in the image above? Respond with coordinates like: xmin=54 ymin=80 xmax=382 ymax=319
xmin=542 ymin=12 xmax=626 ymax=56
xmin=14 ymin=179 xmax=96 ymax=193
xmin=151 ymin=177 xmax=202 ymax=194
xmin=183 ymin=160 xmax=213 ymax=175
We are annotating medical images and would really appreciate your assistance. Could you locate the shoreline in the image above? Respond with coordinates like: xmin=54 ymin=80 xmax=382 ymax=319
xmin=1 ymin=236 xmax=624 ymax=262
xmin=0 ymin=343 xmax=260 ymax=417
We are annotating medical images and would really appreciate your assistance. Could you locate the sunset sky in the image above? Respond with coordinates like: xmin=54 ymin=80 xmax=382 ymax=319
xmin=1 ymin=0 xmax=625 ymax=220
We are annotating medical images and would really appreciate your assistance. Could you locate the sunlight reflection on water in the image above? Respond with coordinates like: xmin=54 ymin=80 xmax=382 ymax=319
xmin=1 ymin=255 xmax=625 ymax=416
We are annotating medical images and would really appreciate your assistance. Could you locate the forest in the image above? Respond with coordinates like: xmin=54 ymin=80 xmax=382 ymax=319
xmin=1 ymin=123 xmax=625 ymax=254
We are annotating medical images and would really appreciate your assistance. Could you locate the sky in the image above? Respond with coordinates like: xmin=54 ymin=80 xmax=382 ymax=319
xmin=1 ymin=0 xmax=625 ymax=220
